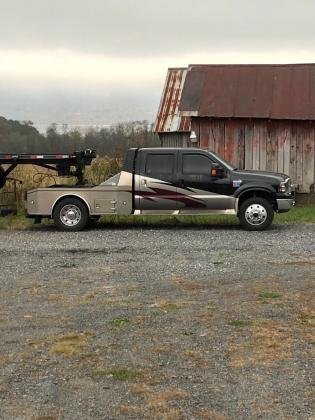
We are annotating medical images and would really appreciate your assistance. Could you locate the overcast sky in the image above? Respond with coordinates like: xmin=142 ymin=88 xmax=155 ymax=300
xmin=0 ymin=0 xmax=314 ymax=128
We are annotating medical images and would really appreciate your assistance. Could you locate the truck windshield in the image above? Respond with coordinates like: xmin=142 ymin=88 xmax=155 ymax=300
xmin=209 ymin=152 xmax=236 ymax=171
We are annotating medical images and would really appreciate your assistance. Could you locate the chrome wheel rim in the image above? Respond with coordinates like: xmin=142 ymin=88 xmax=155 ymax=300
xmin=245 ymin=204 xmax=267 ymax=225
xmin=60 ymin=204 xmax=81 ymax=226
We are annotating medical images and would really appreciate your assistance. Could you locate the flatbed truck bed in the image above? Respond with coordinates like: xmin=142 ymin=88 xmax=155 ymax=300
xmin=0 ymin=150 xmax=96 ymax=188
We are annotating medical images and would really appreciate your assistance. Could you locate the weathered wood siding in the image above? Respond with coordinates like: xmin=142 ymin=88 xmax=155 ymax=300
xmin=189 ymin=118 xmax=315 ymax=193
xmin=160 ymin=132 xmax=190 ymax=148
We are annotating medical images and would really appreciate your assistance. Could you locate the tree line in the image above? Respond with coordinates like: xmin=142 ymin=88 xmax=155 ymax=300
xmin=0 ymin=117 xmax=159 ymax=158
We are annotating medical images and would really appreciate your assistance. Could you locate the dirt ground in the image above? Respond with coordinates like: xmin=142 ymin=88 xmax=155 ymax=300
xmin=0 ymin=223 xmax=314 ymax=419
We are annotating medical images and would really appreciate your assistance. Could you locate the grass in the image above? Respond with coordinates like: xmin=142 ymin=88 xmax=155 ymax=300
xmin=0 ymin=213 xmax=33 ymax=230
xmin=182 ymin=330 xmax=195 ymax=336
xmin=0 ymin=210 xmax=52 ymax=230
xmin=93 ymin=367 xmax=142 ymax=381
xmin=0 ymin=207 xmax=314 ymax=230
xmin=297 ymin=311 xmax=315 ymax=325
xmin=147 ymin=388 xmax=189 ymax=403
xmin=117 ymin=386 xmax=189 ymax=419
xmin=229 ymin=320 xmax=293 ymax=367
xmin=258 ymin=291 xmax=282 ymax=299
xmin=49 ymin=332 xmax=93 ymax=356
xmin=275 ymin=207 xmax=315 ymax=223
xmin=113 ymin=318 xmax=130 ymax=328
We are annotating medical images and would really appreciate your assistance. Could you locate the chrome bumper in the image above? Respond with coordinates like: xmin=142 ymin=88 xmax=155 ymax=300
xmin=277 ymin=198 xmax=295 ymax=212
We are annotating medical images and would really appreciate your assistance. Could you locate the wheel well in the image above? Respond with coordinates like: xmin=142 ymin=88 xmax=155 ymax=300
xmin=52 ymin=195 xmax=90 ymax=217
xmin=238 ymin=190 xmax=276 ymax=212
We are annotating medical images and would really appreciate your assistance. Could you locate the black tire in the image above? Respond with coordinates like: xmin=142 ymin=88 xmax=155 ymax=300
xmin=238 ymin=197 xmax=274 ymax=231
xmin=53 ymin=197 xmax=89 ymax=231
xmin=86 ymin=216 xmax=100 ymax=228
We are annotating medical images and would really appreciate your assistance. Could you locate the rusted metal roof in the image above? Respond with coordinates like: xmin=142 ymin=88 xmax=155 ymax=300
xmin=154 ymin=64 xmax=315 ymax=133
xmin=180 ymin=64 xmax=315 ymax=120
xmin=153 ymin=68 xmax=191 ymax=133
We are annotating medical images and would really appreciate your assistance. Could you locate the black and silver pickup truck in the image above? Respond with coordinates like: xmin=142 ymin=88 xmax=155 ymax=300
xmin=27 ymin=147 xmax=295 ymax=231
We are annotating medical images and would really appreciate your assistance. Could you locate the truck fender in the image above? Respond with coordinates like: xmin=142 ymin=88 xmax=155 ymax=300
xmin=51 ymin=194 xmax=91 ymax=217
xmin=234 ymin=184 xmax=277 ymax=212
xmin=234 ymin=183 xmax=277 ymax=199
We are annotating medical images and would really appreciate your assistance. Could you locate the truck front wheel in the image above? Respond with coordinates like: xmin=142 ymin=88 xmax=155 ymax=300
xmin=53 ymin=197 xmax=89 ymax=231
xmin=238 ymin=197 xmax=274 ymax=231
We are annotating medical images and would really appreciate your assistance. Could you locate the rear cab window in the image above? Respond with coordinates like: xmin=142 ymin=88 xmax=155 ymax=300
xmin=145 ymin=154 xmax=175 ymax=179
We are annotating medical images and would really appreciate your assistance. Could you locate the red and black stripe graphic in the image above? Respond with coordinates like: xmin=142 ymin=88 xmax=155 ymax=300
xmin=139 ymin=186 xmax=207 ymax=208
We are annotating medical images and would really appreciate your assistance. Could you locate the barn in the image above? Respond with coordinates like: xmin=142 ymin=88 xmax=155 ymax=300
xmin=153 ymin=64 xmax=315 ymax=194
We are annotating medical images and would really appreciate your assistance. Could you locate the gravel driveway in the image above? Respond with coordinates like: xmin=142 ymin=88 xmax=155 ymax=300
xmin=0 ymin=223 xmax=314 ymax=419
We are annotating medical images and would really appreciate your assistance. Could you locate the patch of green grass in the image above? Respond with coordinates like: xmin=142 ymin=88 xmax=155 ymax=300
xmin=258 ymin=291 xmax=282 ymax=299
xmin=0 ymin=211 xmax=53 ymax=230
xmin=112 ymin=318 xmax=130 ymax=328
xmin=274 ymin=207 xmax=315 ymax=223
xmin=93 ymin=367 xmax=142 ymax=381
xmin=0 ymin=205 xmax=313 ymax=230
xmin=228 ymin=320 xmax=252 ymax=327
xmin=182 ymin=330 xmax=194 ymax=336
xmin=0 ymin=213 xmax=33 ymax=230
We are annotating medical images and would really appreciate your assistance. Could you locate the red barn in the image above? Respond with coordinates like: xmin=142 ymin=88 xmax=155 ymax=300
xmin=154 ymin=64 xmax=315 ymax=193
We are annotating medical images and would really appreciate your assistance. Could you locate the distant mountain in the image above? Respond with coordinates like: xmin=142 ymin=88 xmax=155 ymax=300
xmin=0 ymin=85 xmax=161 ymax=133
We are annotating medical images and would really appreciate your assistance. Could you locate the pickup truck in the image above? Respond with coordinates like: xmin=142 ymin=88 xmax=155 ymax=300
xmin=27 ymin=147 xmax=295 ymax=231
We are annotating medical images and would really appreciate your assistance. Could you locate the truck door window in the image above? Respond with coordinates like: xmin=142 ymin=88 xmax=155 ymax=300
xmin=145 ymin=154 xmax=174 ymax=177
xmin=183 ymin=154 xmax=212 ymax=175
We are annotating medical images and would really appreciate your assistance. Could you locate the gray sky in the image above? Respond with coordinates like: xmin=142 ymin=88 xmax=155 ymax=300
xmin=1 ymin=0 xmax=315 ymax=55
xmin=0 ymin=0 xmax=314 ymax=127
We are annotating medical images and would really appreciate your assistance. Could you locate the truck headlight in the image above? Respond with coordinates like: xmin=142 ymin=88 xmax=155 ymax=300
xmin=279 ymin=182 xmax=286 ymax=193
xmin=279 ymin=178 xmax=292 ymax=194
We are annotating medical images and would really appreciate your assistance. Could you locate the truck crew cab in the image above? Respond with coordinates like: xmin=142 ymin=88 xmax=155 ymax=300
xmin=26 ymin=148 xmax=295 ymax=231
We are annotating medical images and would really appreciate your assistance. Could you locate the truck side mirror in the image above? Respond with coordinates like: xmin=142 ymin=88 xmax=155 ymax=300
xmin=211 ymin=164 xmax=224 ymax=177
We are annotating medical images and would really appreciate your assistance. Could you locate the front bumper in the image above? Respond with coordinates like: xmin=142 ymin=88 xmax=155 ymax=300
xmin=276 ymin=198 xmax=295 ymax=213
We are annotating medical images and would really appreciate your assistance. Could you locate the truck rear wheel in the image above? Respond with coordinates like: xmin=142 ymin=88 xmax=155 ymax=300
xmin=53 ymin=197 xmax=89 ymax=231
xmin=238 ymin=197 xmax=274 ymax=231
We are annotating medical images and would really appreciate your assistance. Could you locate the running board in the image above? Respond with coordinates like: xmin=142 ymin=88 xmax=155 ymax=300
xmin=133 ymin=209 xmax=237 ymax=215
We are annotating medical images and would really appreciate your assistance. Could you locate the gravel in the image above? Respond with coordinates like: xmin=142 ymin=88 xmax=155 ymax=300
xmin=0 ymin=223 xmax=314 ymax=419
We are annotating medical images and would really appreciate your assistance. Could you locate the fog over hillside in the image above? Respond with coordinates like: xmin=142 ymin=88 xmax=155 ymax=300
xmin=0 ymin=84 xmax=161 ymax=133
